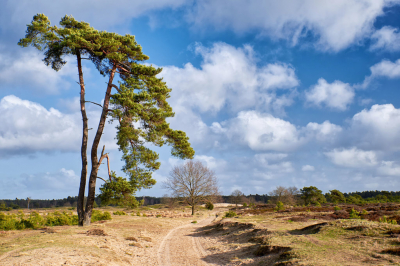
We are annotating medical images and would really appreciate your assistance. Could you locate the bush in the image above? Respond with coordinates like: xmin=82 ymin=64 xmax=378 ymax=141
xmin=0 ymin=202 xmax=12 ymax=211
xmin=334 ymin=206 xmax=341 ymax=211
xmin=113 ymin=211 xmax=127 ymax=216
xmin=91 ymin=210 xmax=112 ymax=222
xmin=45 ymin=211 xmax=77 ymax=226
xmin=0 ymin=211 xmax=81 ymax=230
xmin=379 ymin=215 xmax=397 ymax=225
xmin=349 ymin=208 xmax=360 ymax=219
xmin=224 ymin=211 xmax=237 ymax=218
xmin=274 ymin=201 xmax=285 ymax=211
xmin=205 ymin=202 xmax=214 ymax=210
xmin=191 ymin=220 xmax=197 ymax=223
xmin=243 ymin=203 xmax=248 ymax=208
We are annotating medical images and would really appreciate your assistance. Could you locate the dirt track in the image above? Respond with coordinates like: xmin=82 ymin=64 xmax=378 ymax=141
xmin=158 ymin=216 xmax=215 ymax=266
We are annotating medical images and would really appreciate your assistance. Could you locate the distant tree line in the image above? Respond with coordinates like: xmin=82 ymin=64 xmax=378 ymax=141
xmin=0 ymin=196 xmax=161 ymax=210
xmin=2 ymin=189 xmax=400 ymax=210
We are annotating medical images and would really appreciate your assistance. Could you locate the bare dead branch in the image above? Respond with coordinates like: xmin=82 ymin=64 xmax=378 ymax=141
xmin=110 ymin=84 xmax=120 ymax=92
xmin=85 ymin=101 xmax=103 ymax=108
xmin=105 ymin=154 xmax=111 ymax=181
xmin=98 ymin=145 xmax=111 ymax=181
xmin=97 ymin=176 xmax=108 ymax=183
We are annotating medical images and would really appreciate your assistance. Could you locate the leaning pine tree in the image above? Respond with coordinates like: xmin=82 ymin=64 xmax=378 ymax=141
xmin=19 ymin=14 xmax=195 ymax=226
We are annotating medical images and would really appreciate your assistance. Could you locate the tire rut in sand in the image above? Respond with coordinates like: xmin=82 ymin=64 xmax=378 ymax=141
xmin=157 ymin=216 xmax=214 ymax=266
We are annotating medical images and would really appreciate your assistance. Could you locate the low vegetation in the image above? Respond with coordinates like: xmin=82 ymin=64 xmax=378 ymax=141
xmin=0 ymin=210 xmax=111 ymax=231
xmin=205 ymin=201 xmax=214 ymax=210
xmin=112 ymin=210 xmax=127 ymax=216
xmin=225 ymin=210 xmax=237 ymax=218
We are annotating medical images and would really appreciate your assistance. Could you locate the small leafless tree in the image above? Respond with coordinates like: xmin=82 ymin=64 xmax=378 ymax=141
xmin=230 ymin=189 xmax=245 ymax=208
xmin=163 ymin=161 xmax=219 ymax=215
xmin=26 ymin=197 xmax=31 ymax=210
xmin=269 ymin=186 xmax=299 ymax=205
xmin=269 ymin=186 xmax=287 ymax=203
xmin=161 ymin=194 xmax=177 ymax=208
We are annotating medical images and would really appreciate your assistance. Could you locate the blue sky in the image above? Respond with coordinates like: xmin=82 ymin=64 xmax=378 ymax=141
xmin=1 ymin=0 xmax=400 ymax=199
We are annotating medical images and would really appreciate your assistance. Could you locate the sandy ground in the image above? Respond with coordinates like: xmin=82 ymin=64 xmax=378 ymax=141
xmin=0 ymin=208 xmax=226 ymax=266
xmin=158 ymin=216 xmax=216 ymax=266
xmin=3 ymin=205 xmax=400 ymax=265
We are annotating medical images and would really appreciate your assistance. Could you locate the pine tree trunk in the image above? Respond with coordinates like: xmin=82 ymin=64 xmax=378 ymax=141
xmin=83 ymin=64 xmax=117 ymax=226
xmin=76 ymin=50 xmax=89 ymax=226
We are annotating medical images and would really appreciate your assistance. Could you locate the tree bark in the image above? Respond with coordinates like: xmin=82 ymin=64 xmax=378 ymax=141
xmin=192 ymin=204 xmax=195 ymax=215
xmin=76 ymin=50 xmax=89 ymax=226
xmin=83 ymin=64 xmax=117 ymax=226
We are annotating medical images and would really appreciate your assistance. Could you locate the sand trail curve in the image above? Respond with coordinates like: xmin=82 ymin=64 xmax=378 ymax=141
xmin=157 ymin=216 xmax=215 ymax=266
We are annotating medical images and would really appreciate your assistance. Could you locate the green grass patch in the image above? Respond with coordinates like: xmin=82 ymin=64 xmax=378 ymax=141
xmin=224 ymin=211 xmax=237 ymax=218
xmin=112 ymin=210 xmax=127 ymax=216
xmin=0 ymin=210 xmax=112 ymax=230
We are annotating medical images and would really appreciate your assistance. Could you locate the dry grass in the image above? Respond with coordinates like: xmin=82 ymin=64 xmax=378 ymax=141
xmin=0 ymin=206 xmax=207 ymax=265
xmin=2 ymin=205 xmax=400 ymax=265
xmin=192 ymin=209 xmax=400 ymax=265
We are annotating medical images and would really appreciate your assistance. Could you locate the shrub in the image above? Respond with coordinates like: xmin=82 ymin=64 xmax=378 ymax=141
xmin=0 ymin=202 xmax=12 ymax=211
xmin=205 ymin=202 xmax=214 ymax=210
xmin=334 ymin=206 xmax=341 ymax=211
xmin=0 ymin=211 xmax=80 ymax=230
xmin=91 ymin=210 xmax=112 ymax=222
xmin=249 ymin=203 xmax=255 ymax=208
xmin=45 ymin=211 xmax=77 ymax=226
xmin=349 ymin=208 xmax=360 ymax=219
xmin=156 ymin=214 xmax=161 ymax=218
xmin=224 ymin=211 xmax=237 ymax=218
xmin=28 ymin=211 xmax=45 ymax=229
xmin=314 ymin=202 xmax=321 ymax=207
xmin=113 ymin=211 xmax=127 ymax=216
xmin=191 ymin=220 xmax=197 ymax=223
xmin=379 ymin=216 xmax=397 ymax=225
xmin=243 ymin=203 xmax=248 ymax=208
xmin=274 ymin=201 xmax=285 ymax=211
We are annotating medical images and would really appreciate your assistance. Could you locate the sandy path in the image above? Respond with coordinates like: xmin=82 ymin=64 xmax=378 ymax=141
xmin=157 ymin=216 xmax=215 ymax=266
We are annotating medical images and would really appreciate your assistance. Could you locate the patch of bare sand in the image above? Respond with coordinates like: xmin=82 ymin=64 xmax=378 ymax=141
xmin=0 ymin=215 xmax=194 ymax=266
xmin=157 ymin=216 xmax=216 ymax=266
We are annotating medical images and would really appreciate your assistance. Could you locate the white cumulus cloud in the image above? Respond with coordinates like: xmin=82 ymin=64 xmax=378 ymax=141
xmin=305 ymin=78 xmax=354 ymax=110
xmin=187 ymin=0 xmax=397 ymax=52
xmin=0 ymin=95 xmax=118 ymax=156
xmin=161 ymin=43 xmax=299 ymax=114
xmin=217 ymin=110 xmax=304 ymax=152
xmin=305 ymin=120 xmax=343 ymax=142
xmin=0 ymin=52 xmax=77 ymax=94
xmin=348 ymin=104 xmax=400 ymax=151
xmin=370 ymin=26 xmax=400 ymax=52
xmin=325 ymin=147 xmax=378 ymax=168
xmin=377 ymin=161 xmax=400 ymax=176
xmin=359 ymin=59 xmax=400 ymax=88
